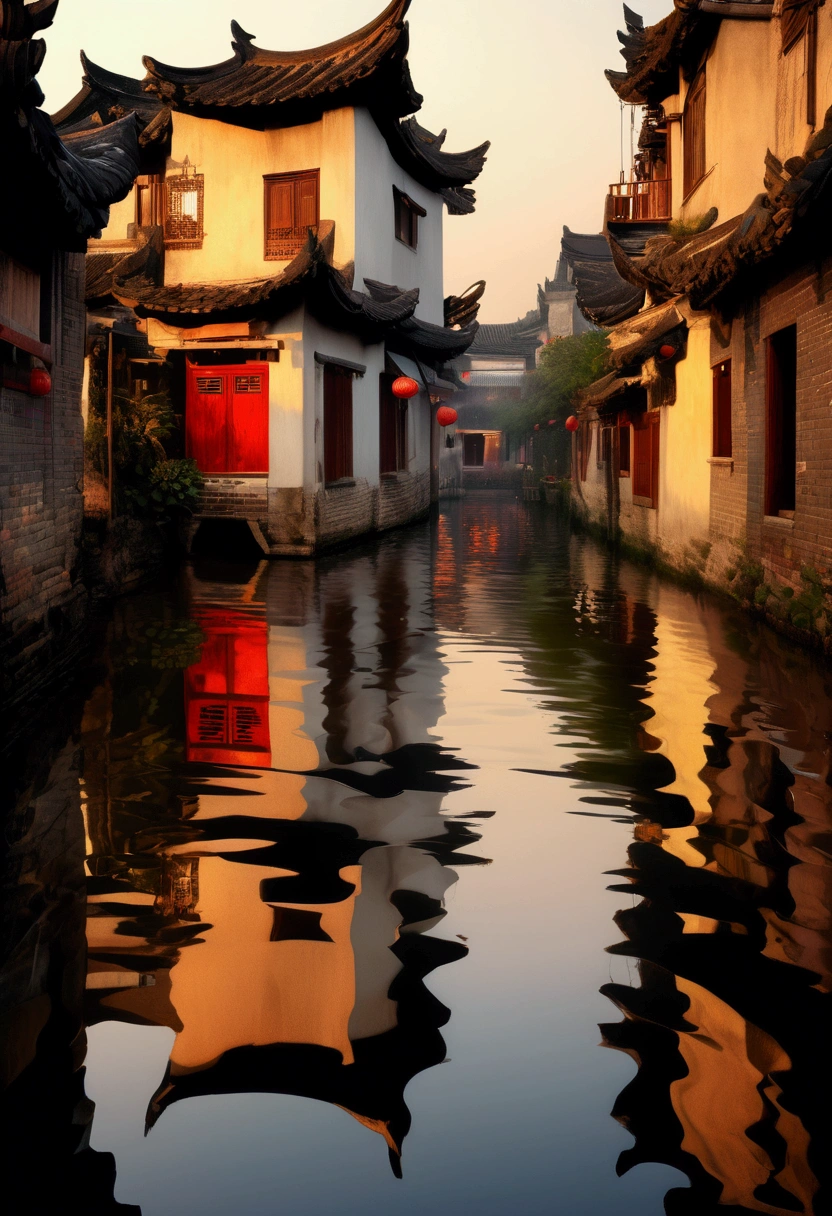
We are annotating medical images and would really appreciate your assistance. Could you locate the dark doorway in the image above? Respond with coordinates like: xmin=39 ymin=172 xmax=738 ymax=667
xmin=463 ymin=433 xmax=485 ymax=468
xmin=765 ymin=325 xmax=797 ymax=516
xmin=324 ymin=364 xmax=354 ymax=484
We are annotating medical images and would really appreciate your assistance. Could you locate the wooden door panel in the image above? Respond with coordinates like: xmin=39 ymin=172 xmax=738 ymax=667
xmin=187 ymin=367 xmax=229 ymax=473
xmin=187 ymin=363 xmax=269 ymax=474
xmin=229 ymin=369 xmax=269 ymax=473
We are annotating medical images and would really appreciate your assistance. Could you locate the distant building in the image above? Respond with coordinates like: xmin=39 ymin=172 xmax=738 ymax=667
xmin=0 ymin=0 xmax=139 ymax=706
xmin=55 ymin=0 xmax=488 ymax=555
xmin=444 ymin=254 xmax=595 ymax=491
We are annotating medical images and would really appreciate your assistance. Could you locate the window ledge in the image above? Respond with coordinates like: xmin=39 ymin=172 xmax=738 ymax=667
xmin=763 ymin=513 xmax=795 ymax=530
xmin=394 ymin=237 xmax=418 ymax=252
xmin=632 ymin=495 xmax=656 ymax=509
xmin=380 ymin=470 xmax=410 ymax=482
xmin=619 ymin=470 xmax=631 ymax=478
xmin=325 ymin=478 xmax=356 ymax=490
xmin=708 ymin=456 xmax=734 ymax=468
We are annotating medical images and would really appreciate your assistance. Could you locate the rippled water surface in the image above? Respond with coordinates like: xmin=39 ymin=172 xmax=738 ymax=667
xmin=4 ymin=498 xmax=831 ymax=1215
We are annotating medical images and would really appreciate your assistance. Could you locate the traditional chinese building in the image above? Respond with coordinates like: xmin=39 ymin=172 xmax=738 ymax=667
xmin=55 ymin=0 xmax=488 ymax=556
xmin=0 ymin=0 xmax=139 ymax=709
xmin=571 ymin=1 xmax=832 ymax=624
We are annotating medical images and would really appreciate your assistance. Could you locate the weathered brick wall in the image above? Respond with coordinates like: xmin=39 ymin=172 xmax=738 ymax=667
xmin=0 ymin=253 xmax=88 ymax=705
xmin=378 ymin=470 xmax=430 ymax=531
xmin=316 ymin=479 xmax=376 ymax=547
xmin=715 ymin=260 xmax=832 ymax=590
xmin=197 ymin=477 xmax=269 ymax=521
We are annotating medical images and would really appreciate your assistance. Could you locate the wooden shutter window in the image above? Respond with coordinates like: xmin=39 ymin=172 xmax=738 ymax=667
xmin=379 ymin=373 xmax=407 ymax=474
xmin=765 ymin=326 xmax=798 ymax=516
xmin=782 ymin=0 xmax=819 ymax=53
xmin=136 ymin=174 xmax=164 ymax=229
xmin=712 ymin=361 xmax=732 ymax=458
xmin=264 ymin=170 xmax=320 ymax=260
xmin=683 ymin=70 xmax=706 ymax=199
xmin=165 ymin=171 xmax=204 ymax=249
xmin=324 ymin=364 xmax=354 ymax=483
xmin=633 ymin=412 xmax=660 ymax=507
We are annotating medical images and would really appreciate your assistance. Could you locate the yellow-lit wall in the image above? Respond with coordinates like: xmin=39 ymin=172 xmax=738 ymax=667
xmin=165 ymin=109 xmax=356 ymax=282
xmin=657 ymin=322 xmax=712 ymax=553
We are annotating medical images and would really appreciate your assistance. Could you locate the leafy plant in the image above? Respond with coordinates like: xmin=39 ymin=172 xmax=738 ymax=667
xmin=493 ymin=329 xmax=609 ymax=438
xmin=125 ymin=458 xmax=204 ymax=517
xmin=121 ymin=618 xmax=206 ymax=671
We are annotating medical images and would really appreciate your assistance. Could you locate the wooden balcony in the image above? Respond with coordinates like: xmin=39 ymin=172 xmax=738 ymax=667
xmin=606 ymin=178 xmax=671 ymax=224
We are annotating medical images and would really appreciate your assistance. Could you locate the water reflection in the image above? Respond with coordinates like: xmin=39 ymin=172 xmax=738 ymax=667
xmin=2 ymin=499 xmax=831 ymax=1215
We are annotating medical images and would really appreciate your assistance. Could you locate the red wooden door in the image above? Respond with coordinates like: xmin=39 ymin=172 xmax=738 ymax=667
xmin=186 ymin=362 xmax=269 ymax=474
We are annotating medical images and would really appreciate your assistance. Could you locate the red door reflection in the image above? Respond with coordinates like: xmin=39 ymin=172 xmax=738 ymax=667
xmin=185 ymin=610 xmax=271 ymax=767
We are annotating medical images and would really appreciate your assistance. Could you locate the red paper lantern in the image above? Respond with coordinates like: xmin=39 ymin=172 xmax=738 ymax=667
xmin=534 ymin=423 xmax=540 ymax=431
xmin=29 ymin=368 xmax=52 ymax=397
xmin=565 ymin=415 xmax=580 ymax=432
xmin=659 ymin=344 xmax=677 ymax=360
xmin=436 ymin=405 xmax=458 ymax=427
xmin=392 ymin=376 xmax=420 ymax=399
xmin=548 ymin=419 xmax=556 ymax=426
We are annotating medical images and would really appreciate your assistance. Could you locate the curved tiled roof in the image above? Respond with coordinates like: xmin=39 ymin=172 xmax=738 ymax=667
xmin=53 ymin=3 xmax=488 ymax=208
xmin=143 ymin=1 xmax=420 ymax=118
xmin=559 ymin=227 xmax=645 ymax=327
xmin=607 ymin=111 xmax=832 ymax=311
xmin=605 ymin=2 xmax=718 ymax=106
xmin=468 ymin=309 xmax=544 ymax=362
xmin=1 ymin=1 xmax=140 ymax=253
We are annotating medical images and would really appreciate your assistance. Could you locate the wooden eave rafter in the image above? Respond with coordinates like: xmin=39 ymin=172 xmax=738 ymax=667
xmin=1 ymin=1 xmax=141 ymax=250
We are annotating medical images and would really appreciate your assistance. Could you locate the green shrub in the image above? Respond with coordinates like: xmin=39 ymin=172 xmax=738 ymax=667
xmin=125 ymin=458 xmax=203 ymax=517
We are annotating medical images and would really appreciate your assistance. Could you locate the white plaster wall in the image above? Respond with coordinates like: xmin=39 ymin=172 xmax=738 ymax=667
xmin=265 ymin=307 xmax=305 ymax=491
xmin=163 ymin=109 xmax=356 ymax=285
xmin=657 ymin=322 xmax=712 ymax=553
xmin=352 ymin=108 xmax=444 ymax=323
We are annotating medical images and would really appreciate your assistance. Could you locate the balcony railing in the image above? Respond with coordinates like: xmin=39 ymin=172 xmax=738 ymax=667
xmin=606 ymin=178 xmax=671 ymax=224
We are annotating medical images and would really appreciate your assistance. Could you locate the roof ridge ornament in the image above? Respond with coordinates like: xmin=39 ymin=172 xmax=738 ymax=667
xmin=229 ymin=20 xmax=256 ymax=58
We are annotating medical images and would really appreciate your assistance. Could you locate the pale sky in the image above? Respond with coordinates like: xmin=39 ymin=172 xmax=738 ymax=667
xmin=40 ymin=0 xmax=670 ymax=323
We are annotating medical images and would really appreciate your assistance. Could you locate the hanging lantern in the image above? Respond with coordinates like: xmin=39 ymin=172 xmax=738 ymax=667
xmin=565 ymin=415 xmax=580 ymax=432
xmin=534 ymin=423 xmax=540 ymax=431
xmin=29 ymin=368 xmax=52 ymax=397
xmin=436 ymin=405 xmax=458 ymax=427
xmin=659 ymin=343 xmax=677 ymax=360
xmin=392 ymin=375 xmax=420 ymax=399
xmin=548 ymin=419 xmax=556 ymax=426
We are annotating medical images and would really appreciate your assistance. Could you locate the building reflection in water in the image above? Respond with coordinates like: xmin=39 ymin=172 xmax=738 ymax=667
xmin=435 ymin=502 xmax=831 ymax=1216
xmin=79 ymin=537 xmax=482 ymax=1200
xmin=3 ymin=500 xmax=832 ymax=1214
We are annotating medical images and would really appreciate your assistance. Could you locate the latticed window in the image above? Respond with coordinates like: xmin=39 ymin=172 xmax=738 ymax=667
xmin=264 ymin=169 xmax=319 ymax=260
xmin=683 ymin=69 xmax=706 ymax=199
xmin=165 ymin=162 xmax=204 ymax=249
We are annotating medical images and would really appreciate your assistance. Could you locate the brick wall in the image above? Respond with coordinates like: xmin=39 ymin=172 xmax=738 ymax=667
xmin=378 ymin=470 xmax=430 ymax=531
xmin=713 ymin=259 xmax=832 ymax=590
xmin=0 ymin=252 xmax=88 ymax=706
xmin=197 ymin=477 xmax=269 ymax=521
xmin=316 ymin=479 xmax=376 ymax=547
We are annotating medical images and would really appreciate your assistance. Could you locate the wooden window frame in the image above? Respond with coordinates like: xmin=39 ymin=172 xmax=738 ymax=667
xmin=765 ymin=325 xmax=798 ymax=518
xmin=683 ymin=68 xmax=707 ymax=200
xmin=463 ymin=432 xmax=486 ymax=468
xmin=599 ymin=426 xmax=612 ymax=467
xmin=393 ymin=186 xmax=427 ymax=250
xmin=165 ymin=170 xmax=205 ymax=250
xmin=136 ymin=174 xmax=165 ymax=230
xmin=712 ymin=360 xmax=733 ymax=458
xmin=632 ymin=411 xmax=660 ymax=508
xmin=323 ymin=363 xmax=354 ymax=485
xmin=264 ymin=169 xmax=320 ymax=261
xmin=379 ymin=373 xmax=408 ymax=475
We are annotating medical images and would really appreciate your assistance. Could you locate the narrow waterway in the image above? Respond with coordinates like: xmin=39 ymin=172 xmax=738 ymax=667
xmin=4 ymin=497 xmax=831 ymax=1216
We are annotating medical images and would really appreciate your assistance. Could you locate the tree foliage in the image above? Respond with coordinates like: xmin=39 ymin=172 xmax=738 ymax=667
xmin=493 ymin=330 xmax=609 ymax=437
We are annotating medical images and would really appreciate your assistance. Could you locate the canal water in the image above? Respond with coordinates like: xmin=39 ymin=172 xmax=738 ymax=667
xmin=3 ymin=497 xmax=831 ymax=1216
